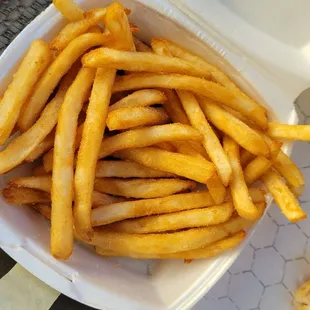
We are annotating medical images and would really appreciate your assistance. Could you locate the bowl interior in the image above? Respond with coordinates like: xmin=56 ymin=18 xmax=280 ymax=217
xmin=0 ymin=0 xmax=297 ymax=309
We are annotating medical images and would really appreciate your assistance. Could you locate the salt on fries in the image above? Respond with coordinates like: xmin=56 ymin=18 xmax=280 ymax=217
xmin=0 ymin=0 xmax=308 ymax=261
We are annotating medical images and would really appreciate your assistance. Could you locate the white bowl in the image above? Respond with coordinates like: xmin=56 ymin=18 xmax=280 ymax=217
xmin=0 ymin=0 xmax=298 ymax=309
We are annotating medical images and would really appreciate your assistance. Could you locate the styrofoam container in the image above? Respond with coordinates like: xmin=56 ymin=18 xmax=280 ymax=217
xmin=0 ymin=0 xmax=308 ymax=309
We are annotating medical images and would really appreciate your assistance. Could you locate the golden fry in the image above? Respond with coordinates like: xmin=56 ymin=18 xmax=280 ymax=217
xmin=223 ymin=136 xmax=260 ymax=220
xmin=74 ymin=68 xmax=115 ymax=241
xmin=199 ymin=97 xmax=269 ymax=156
xmin=114 ymin=147 xmax=216 ymax=184
xmin=106 ymin=107 xmax=169 ymax=130
xmin=9 ymin=176 xmax=51 ymax=193
xmin=96 ymin=231 xmax=246 ymax=259
xmin=261 ymin=169 xmax=307 ymax=222
xmin=33 ymin=166 xmax=48 ymax=176
xmin=0 ymin=40 xmax=51 ymax=144
xmin=94 ymin=178 xmax=196 ymax=198
xmin=206 ymin=175 xmax=227 ymax=205
xmin=225 ymin=188 xmax=266 ymax=204
xmin=51 ymin=67 xmax=95 ymax=259
xmin=32 ymin=204 xmax=52 ymax=220
xmin=18 ymin=33 xmax=110 ymax=131
xmin=268 ymin=123 xmax=310 ymax=141
xmin=91 ymin=216 xmax=250 ymax=254
xmin=109 ymin=89 xmax=167 ymax=112
xmin=91 ymin=190 xmax=215 ymax=226
xmin=98 ymin=123 xmax=202 ymax=158
xmin=3 ymin=187 xmax=50 ymax=204
xmin=240 ymin=149 xmax=255 ymax=167
xmin=108 ymin=202 xmax=233 ymax=233
xmin=154 ymin=142 xmax=176 ymax=152
xmin=244 ymin=156 xmax=272 ymax=185
xmin=53 ymin=0 xmax=84 ymax=21
xmin=134 ymin=37 xmax=152 ymax=53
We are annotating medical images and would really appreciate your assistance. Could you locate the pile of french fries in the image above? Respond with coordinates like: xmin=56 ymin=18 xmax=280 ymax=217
xmin=0 ymin=0 xmax=308 ymax=261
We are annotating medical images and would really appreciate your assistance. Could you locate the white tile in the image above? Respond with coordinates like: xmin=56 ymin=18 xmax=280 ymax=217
xmin=297 ymin=203 xmax=310 ymax=237
xmin=199 ymin=298 xmax=238 ymax=310
xmin=304 ymin=240 xmax=310 ymax=263
xmin=206 ymin=272 xmax=230 ymax=300
xmin=291 ymin=142 xmax=310 ymax=168
xmin=299 ymin=168 xmax=310 ymax=202
xmin=229 ymin=244 xmax=254 ymax=274
xmin=283 ymin=259 xmax=310 ymax=293
xmin=268 ymin=203 xmax=289 ymax=226
xmin=191 ymin=296 xmax=209 ymax=310
xmin=250 ymin=215 xmax=278 ymax=249
xmin=228 ymin=272 xmax=263 ymax=310
xmin=252 ymin=247 xmax=285 ymax=286
xmin=274 ymin=225 xmax=307 ymax=260
xmin=260 ymin=284 xmax=292 ymax=310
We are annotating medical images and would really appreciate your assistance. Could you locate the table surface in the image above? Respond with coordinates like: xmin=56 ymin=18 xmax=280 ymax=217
xmin=1 ymin=1 xmax=310 ymax=309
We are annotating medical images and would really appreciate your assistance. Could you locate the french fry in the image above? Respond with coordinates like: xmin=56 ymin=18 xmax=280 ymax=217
xmin=294 ymin=280 xmax=310 ymax=309
xmin=95 ymin=160 xmax=175 ymax=178
xmin=43 ymin=123 xmax=84 ymax=173
xmin=223 ymin=135 xmax=260 ymax=220
xmin=32 ymin=204 xmax=52 ymax=220
xmin=25 ymin=130 xmax=55 ymax=162
xmin=33 ymin=166 xmax=48 ymax=176
xmin=155 ymin=142 xmax=176 ymax=152
xmin=0 ymin=40 xmax=52 ymax=145
xmin=94 ymin=178 xmax=196 ymax=198
xmin=107 ymin=202 xmax=233 ymax=233
xmin=177 ymin=90 xmax=232 ymax=186
xmin=91 ymin=216 xmax=250 ymax=254
xmin=2 ymin=187 xmax=50 ymax=204
xmin=225 ymin=188 xmax=266 ymax=204
xmin=0 ymin=71 xmax=76 ymax=174
xmin=53 ymin=0 xmax=84 ymax=21
xmin=134 ymin=37 xmax=152 ymax=53
xmin=106 ymin=107 xmax=169 ymax=130
xmin=83 ymin=48 xmax=212 ymax=78
xmin=95 ymin=231 xmax=246 ymax=259
xmin=9 ymin=176 xmax=52 ymax=193
xmin=155 ymin=38 xmax=268 ymax=129
xmin=240 ymin=149 xmax=255 ymax=167
xmin=114 ymin=147 xmax=216 ymax=184
xmin=112 ymin=73 xmax=267 ymax=128
xmin=91 ymin=190 xmax=215 ymax=226
xmin=199 ymin=97 xmax=269 ymax=157
xmin=244 ymin=156 xmax=272 ymax=185
xmin=272 ymin=150 xmax=305 ymax=188
xmin=74 ymin=68 xmax=116 ymax=241
xmin=51 ymin=67 xmax=96 ymax=259
xmin=289 ymin=184 xmax=305 ymax=198
xmin=108 ymin=89 xmax=167 ymax=112
xmin=261 ymin=169 xmax=306 ymax=222
xmin=98 ymin=124 xmax=202 ymax=158
xmin=18 ymin=33 xmax=111 ymax=131
xmin=268 ymin=123 xmax=310 ymax=141
xmin=206 ymin=175 xmax=227 ymax=205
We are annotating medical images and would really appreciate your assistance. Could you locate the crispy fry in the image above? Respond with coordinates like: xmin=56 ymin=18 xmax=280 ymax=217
xmin=91 ymin=216 xmax=250 ymax=254
xmin=272 ymin=150 xmax=305 ymax=188
xmin=261 ymin=169 xmax=306 ymax=222
xmin=199 ymin=97 xmax=269 ymax=157
xmin=155 ymin=142 xmax=176 ymax=152
xmin=33 ymin=166 xmax=48 ymax=176
xmin=32 ymin=204 xmax=52 ymax=220
xmin=107 ymin=107 xmax=169 ymax=130
xmin=268 ymin=123 xmax=310 ymax=141
xmin=53 ymin=0 xmax=84 ymax=21
xmin=223 ymin=136 xmax=260 ymax=220
xmin=108 ymin=89 xmax=167 ymax=112
xmin=91 ymin=190 xmax=214 ymax=226
xmin=177 ymin=90 xmax=232 ymax=186
xmin=134 ymin=37 xmax=152 ymax=53
xmin=289 ymin=184 xmax=305 ymax=198
xmin=95 ymin=160 xmax=175 ymax=178
xmin=96 ymin=231 xmax=246 ymax=259
xmin=94 ymin=178 xmax=196 ymax=198
xmin=206 ymin=175 xmax=227 ymax=205
xmin=43 ymin=123 xmax=84 ymax=173
xmin=2 ymin=187 xmax=50 ymax=204
xmin=108 ymin=202 xmax=233 ymax=233
xmin=225 ymin=188 xmax=266 ymax=204
xmin=98 ymin=124 xmax=202 ymax=158
xmin=112 ymin=73 xmax=267 ymax=129
xmin=9 ymin=176 xmax=52 ymax=193
xmin=244 ymin=156 xmax=272 ymax=185
xmin=240 ymin=149 xmax=255 ymax=167
xmin=0 ymin=71 xmax=76 ymax=174
xmin=52 ymin=67 xmax=95 ymax=259
xmin=155 ymin=38 xmax=268 ymax=129
xmin=25 ymin=129 xmax=55 ymax=162
xmin=294 ymin=279 xmax=310 ymax=308
xmin=0 ymin=40 xmax=52 ymax=144
xmin=114 ymin=147 xmax=216 ymax=184
xmin=18 ymin=33 xmax=110 ymax=131
xmin=83 ymin=48 xmax=212 ymax=78
xmin=74 ymin=68 xmax=116 ymax=241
